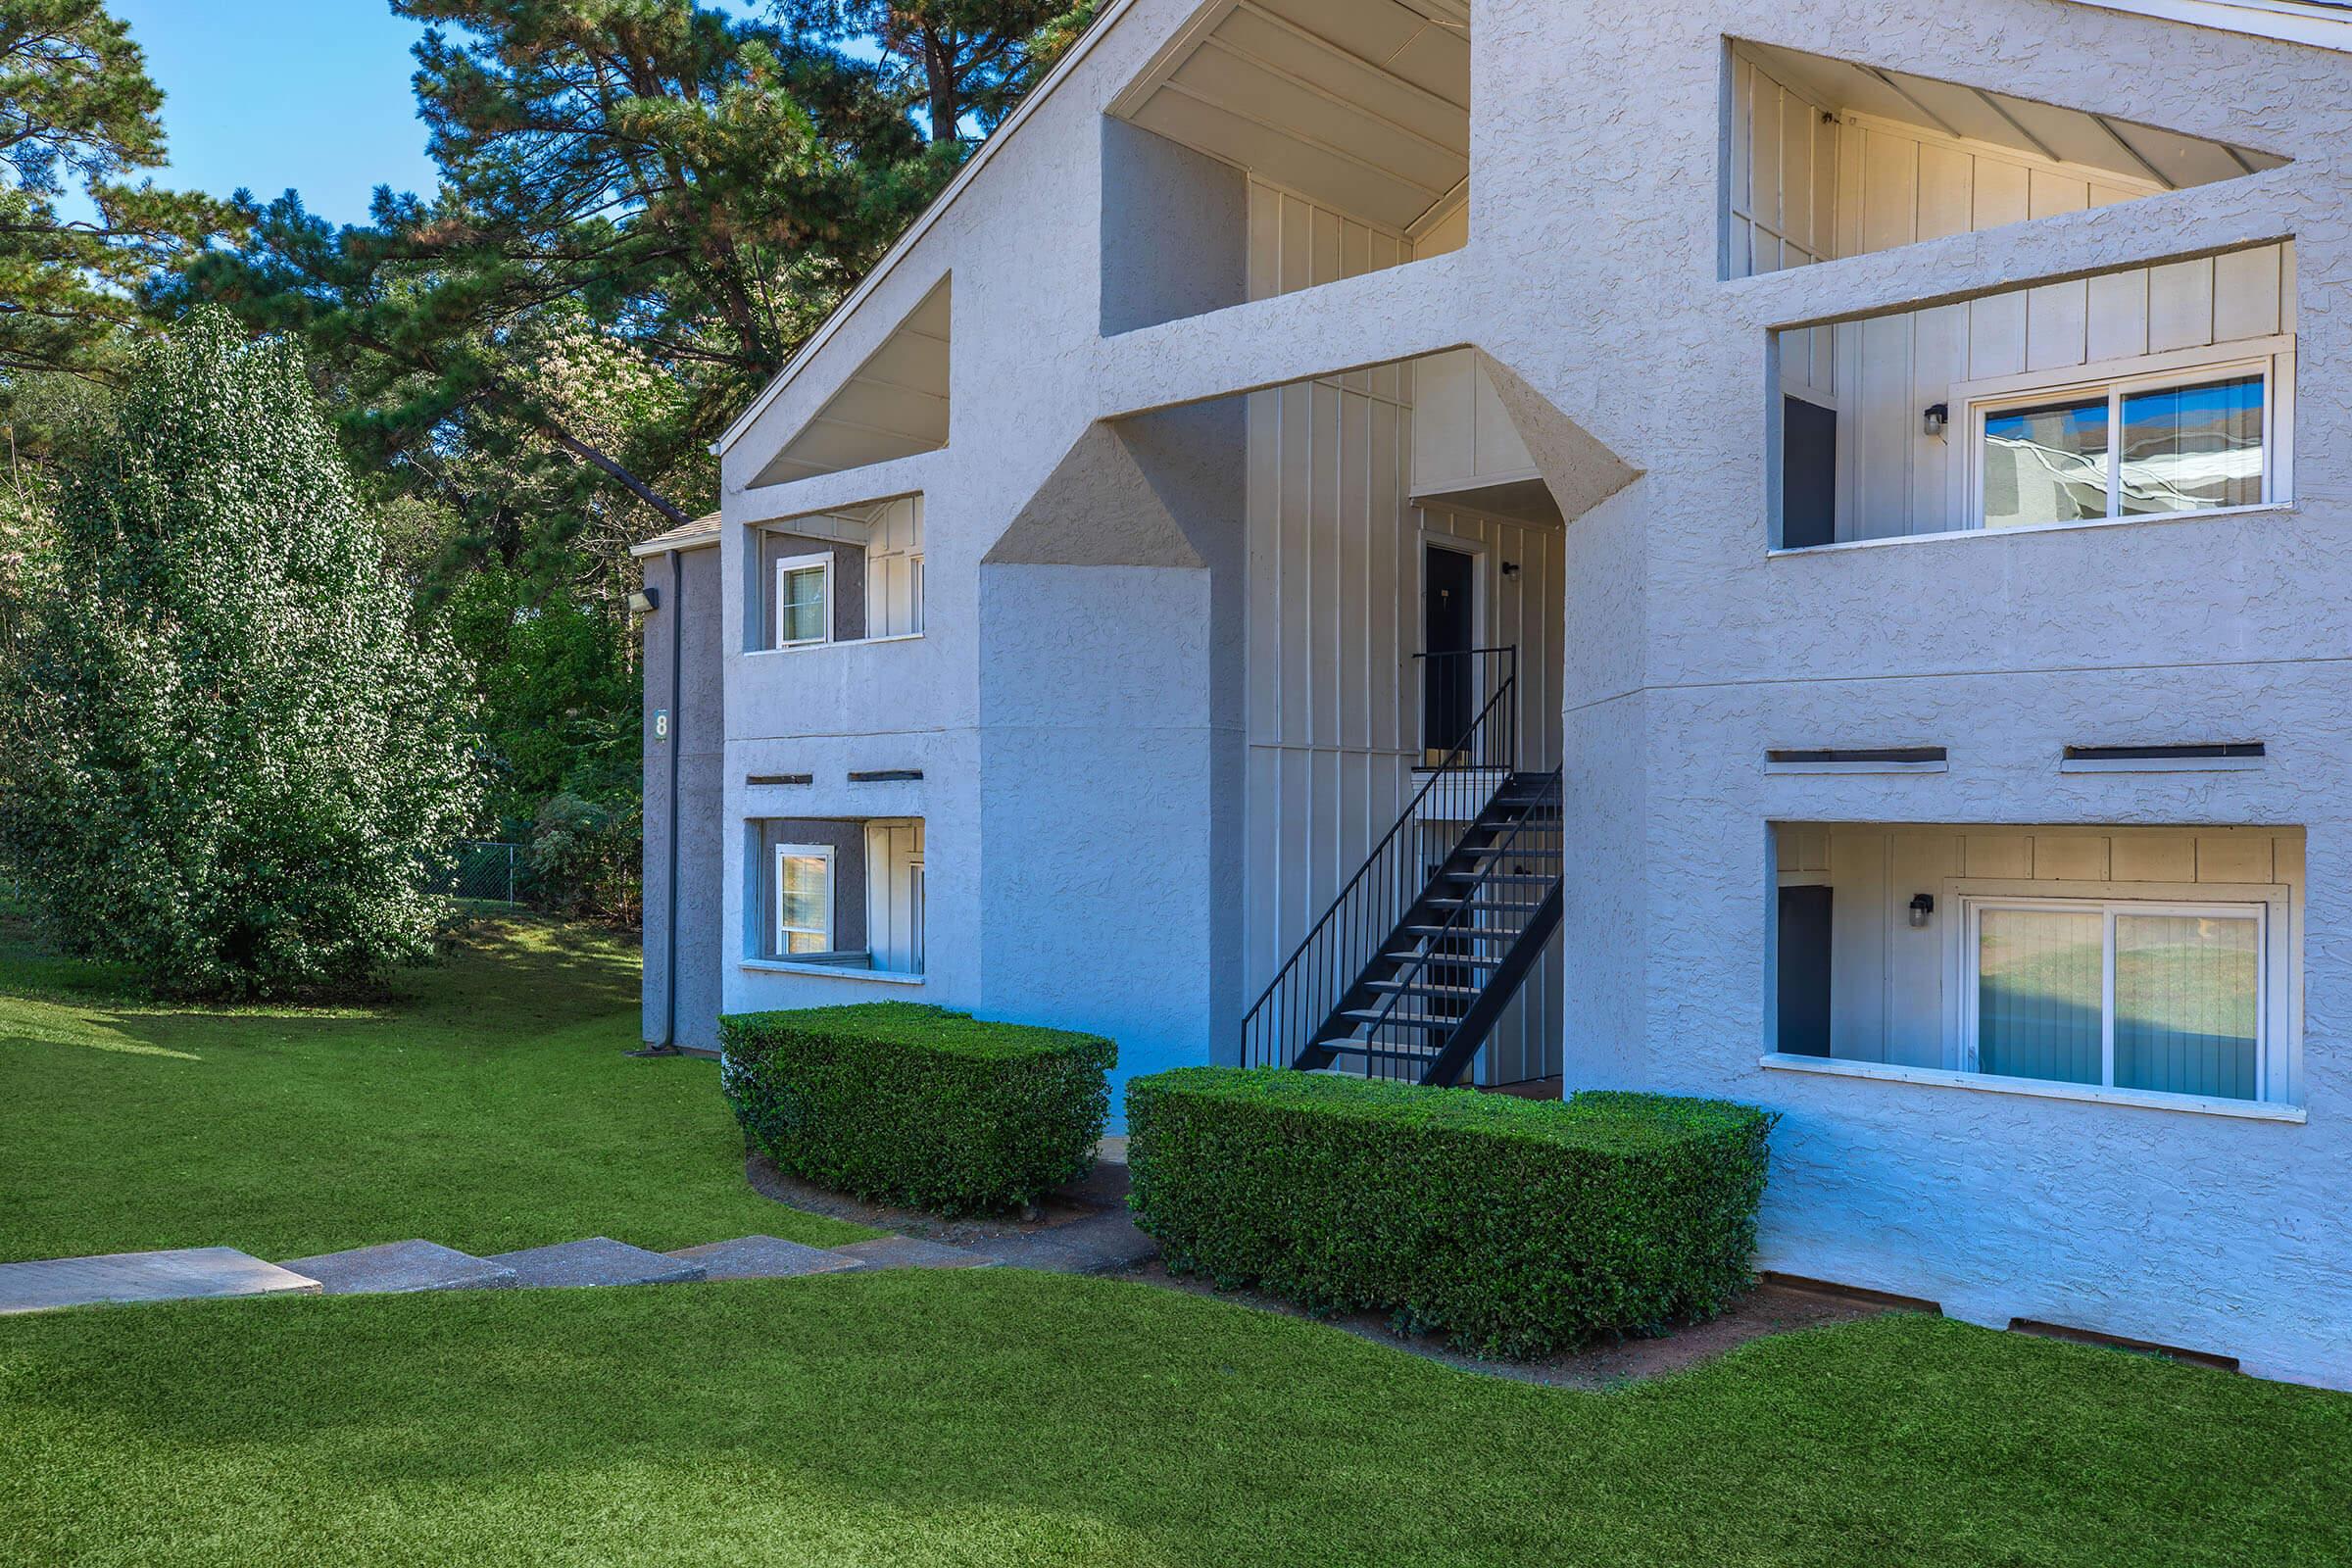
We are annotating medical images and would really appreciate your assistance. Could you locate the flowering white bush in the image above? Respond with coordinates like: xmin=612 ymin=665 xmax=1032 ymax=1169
xmin=0 ymin=311 xmax=481 ymax=998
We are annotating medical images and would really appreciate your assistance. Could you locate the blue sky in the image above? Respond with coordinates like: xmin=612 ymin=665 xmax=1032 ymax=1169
xmin=114 ymin=0 xmax=820 ymax=224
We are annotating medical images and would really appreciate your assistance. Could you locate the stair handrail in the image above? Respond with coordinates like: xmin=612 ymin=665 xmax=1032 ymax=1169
xmin=1349 ymin=764 xmax=1563 ymax=1076
xmin=1239 ymin=650 xmax=1518 ymax=1070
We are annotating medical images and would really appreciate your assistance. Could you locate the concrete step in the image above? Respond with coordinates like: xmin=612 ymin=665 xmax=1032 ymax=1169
xmin=0 ymin=1248 xmax=320 ymax=1314
xmin=666 ymin=1235 xmax=862 ymax=1282
xmin=483 ymin=1237 xmax=706 ymax=1289
xmin=279 ymin=1240 xmax=516 ymax=1296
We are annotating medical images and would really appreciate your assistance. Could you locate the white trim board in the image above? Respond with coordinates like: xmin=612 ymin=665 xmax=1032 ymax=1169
xmin=2062 ymin=0 xmax=2352 ymax=52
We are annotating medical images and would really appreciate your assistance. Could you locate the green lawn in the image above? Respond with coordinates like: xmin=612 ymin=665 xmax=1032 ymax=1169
xmin=0 ymin=910 xmax=869 ymax=1261
xmin=3 ymin=1271 xmax=2347 ymax=1567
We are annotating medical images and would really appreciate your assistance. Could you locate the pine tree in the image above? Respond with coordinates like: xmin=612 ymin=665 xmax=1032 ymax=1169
xmin=0 ymin=311 xmax=482 ymax=998
xmin=0 ymin=0 xmax=232 ymax=374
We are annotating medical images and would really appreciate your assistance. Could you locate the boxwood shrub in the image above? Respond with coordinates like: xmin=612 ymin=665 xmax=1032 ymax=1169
xmin=1125 ymin=1069 xmax=1775 ymax=1356
xmin=718 ymin=1003 xmax=1114 ymax=1215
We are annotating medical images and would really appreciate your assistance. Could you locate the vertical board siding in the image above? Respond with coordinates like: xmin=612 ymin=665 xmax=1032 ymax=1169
xmin=1727 ymin=52 xmax=1839 ymax=279
xmin=1781 ymin=107 xmax=2297 ymax=542
xmin=1243 ymin=178 xmax=1564 ymax=1083
xmin=1788 ymin=825 xmax=2301 ymax=1070
xmin=1828 ymin=236 xmax=2295 ymax=541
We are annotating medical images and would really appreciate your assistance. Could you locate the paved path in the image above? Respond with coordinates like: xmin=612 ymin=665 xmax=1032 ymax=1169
xmin=0 ymin=1150 xmax=1155 ymax=1313
xmin=0 ymin=1249 xmax=321 ymax=1313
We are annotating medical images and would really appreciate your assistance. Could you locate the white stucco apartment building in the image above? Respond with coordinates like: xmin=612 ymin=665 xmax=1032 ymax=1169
xmin=638 ymin=0 xmax=2352 ymax=1385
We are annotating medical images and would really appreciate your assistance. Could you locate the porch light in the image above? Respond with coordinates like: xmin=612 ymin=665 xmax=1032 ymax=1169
xmin=1909 ymin=893 xmax=1936 ymax=929
xmin=628 ymin=587 xmax=660 ymax=614
xmin=1923 ymin=403 xmax=1949 ymax=438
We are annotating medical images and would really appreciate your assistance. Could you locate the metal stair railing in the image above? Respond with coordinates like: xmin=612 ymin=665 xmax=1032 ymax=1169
xmin=1239 ymin=649 xmax=1518 ymax=1071
xmin=1345 ymin=765 xmax=1564 ymax=1085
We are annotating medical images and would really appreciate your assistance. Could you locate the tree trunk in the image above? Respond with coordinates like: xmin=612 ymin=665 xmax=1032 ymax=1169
xmin=926 ymin=28 xmax=959 ymax=143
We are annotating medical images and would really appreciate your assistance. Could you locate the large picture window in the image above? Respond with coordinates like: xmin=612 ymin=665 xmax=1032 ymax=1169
xmin=1963 ymin=342 xmax=2289 ymax=533
xmin=1963 ymin=897 xmax=2268 ymax=1102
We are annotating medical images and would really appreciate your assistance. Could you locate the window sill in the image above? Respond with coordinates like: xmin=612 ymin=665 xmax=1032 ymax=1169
xmin=745 ymin=633 xmax=925 ymax=658
xmin=740 ymin=958 xmax=926 ymax=986
xmin=1768 ymin=502 xmax=2294 ymax=559
xmin=1757 ymin=1053 xmax=2304 ymax=1123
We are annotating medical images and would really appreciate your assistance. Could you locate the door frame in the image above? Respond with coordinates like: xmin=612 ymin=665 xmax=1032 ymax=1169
xmin=1417 ymin=529 xmax=1488 ymax=760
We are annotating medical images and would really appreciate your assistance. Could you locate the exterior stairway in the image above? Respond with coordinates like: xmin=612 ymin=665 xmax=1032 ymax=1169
xmin=1241 ymin=647 xmax=1562 ymax=1088
xmin=1294 ymin=768 xmax=1562 ymax=1086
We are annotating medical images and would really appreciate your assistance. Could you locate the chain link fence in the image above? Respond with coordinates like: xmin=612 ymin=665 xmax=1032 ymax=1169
xmin=437 ymin=840 xmax=525 ymax=906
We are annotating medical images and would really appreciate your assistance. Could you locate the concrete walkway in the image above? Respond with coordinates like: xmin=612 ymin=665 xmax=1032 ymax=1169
xmin=0 ymin=1148 xmax=1156 ymax=1314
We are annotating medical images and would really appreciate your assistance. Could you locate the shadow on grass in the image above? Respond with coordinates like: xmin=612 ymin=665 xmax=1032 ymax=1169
xmin=4 ymin=1273 xmax=2347 ymax=1568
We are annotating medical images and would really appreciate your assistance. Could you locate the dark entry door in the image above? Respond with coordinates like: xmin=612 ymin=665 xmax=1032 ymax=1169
xmin=1777 ymin=884 xmax=1833 ymax=1057
xmin=1422 ymin=544 xmax=1476 ymax=758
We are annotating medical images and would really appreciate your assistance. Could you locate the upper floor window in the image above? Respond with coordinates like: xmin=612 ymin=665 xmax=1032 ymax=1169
xmin=1968 ymin=353 xmax=2278 ymax=530
xmin=1770 ymin=246 xmax=2295 ymax=550
xmin=773 ymin=554 xmax=832 ymax=648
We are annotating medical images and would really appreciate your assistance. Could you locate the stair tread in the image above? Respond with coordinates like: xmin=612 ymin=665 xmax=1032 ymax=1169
xmin=1315 ymin=1042 xmax=1446 ymax=1063
xmin=1341 ymin=1009 xmax=1465 ymax=1028
xmin=1384 ymin=949 xmax=1504 ymax=964
xmin=1366 ymin=980 xmax=1483 ymax=997
xmin=1403 ymin=924 xmax=1525 ymax=937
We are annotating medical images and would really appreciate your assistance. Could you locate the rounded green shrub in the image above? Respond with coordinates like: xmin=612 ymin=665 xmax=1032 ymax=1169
xmin=1126 ymin=1069 xmax=1776 ymax=1357
xmin=719 ymin=1004 xmax=1115 ymax=1215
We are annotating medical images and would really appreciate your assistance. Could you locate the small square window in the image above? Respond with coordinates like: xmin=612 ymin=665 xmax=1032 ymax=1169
xmin=773 ymin=844 xmax=833 ymax=956
xmin=773 ymin=555 xmax=830 ymax=648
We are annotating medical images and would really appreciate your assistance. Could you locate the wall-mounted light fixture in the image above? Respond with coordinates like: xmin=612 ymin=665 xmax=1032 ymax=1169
xmin=1909 ymin=893 xmax=1936 ymax=929
xmin=627 ymin=586 xmax=660 ymax=614
xmin=1922 ymin=403 xmax=1949 ymax=438
xmin=1500 ymin=561 xmax=1521 ymax=579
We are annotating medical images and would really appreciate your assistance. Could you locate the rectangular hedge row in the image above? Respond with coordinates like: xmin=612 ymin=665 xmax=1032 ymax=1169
xmin=719 ymin=1003 xmax=1114 ymax=1216
xmin=1125 ymin=1069 xmax=1775 ymax=1357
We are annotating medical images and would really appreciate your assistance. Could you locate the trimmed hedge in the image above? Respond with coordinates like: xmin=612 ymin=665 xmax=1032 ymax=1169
xmin=1126 ymin=1069 xmax=1775 ymax=1356
xmin=718 ymin=1004 xmax=1114 ymax=1215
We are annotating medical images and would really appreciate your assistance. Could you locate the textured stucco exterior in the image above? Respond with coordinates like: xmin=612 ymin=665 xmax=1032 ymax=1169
xmin=658 ymin=0 xmax=2352 ymax=1385
xmin=640 ymin=539 xmax=724 ymax=1053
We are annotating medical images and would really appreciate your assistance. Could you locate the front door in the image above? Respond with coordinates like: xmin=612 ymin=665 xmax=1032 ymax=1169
xmin=1422 ymin=543 xmax=1477 ymax=761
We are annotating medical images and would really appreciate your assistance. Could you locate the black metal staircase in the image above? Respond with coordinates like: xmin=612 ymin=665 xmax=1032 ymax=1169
xmin=1240 ymin=650 xmax=1563 ymax=1087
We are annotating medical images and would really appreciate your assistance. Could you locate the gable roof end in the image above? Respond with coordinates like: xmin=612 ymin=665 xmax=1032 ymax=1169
xmin=714 ymin=0 xmax=1146 ymax=457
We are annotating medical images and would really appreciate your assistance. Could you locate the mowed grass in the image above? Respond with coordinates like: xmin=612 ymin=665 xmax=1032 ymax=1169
xmin=0 ymin=909 xmax=869 ymax=1262
xmin=3 ymin=1271 xmax=2348 ymax=1567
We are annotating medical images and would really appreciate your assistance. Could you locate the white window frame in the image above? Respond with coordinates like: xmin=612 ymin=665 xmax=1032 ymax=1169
xmin=771 ymin=552 xmax=832 ymax=650
xmin=1951 ymin=336 xmax=2296 ymax=534
xmin=772 ymin=842 xmax=835 ymax=956
xmin=1951 ymin=888 xmax=2287 ymax=1104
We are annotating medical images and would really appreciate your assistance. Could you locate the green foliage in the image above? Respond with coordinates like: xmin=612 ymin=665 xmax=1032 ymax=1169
xmin=0 ymin=0 xmax=234 ymax=374
xmin=164 ymin=1 xmax=954 ymax=580
xmin=0 ymin=311 xmax=482 ymax=998
xmin=1126 ymin=1069 xmax=1777 ymax=1356
xmin=528 ymin=791 xmax=642 ymax=924
xmin=444 ymin=562 xmax=638 ymax=824
xmin=782 ymin=0 xmax=1101 ymax=142
xmin=719 ymin=1003 xmax=1114 ymax=1214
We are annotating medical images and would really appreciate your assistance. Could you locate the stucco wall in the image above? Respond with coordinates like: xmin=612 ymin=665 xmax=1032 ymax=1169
xmin=699 ymin=0 xmax=2352 ymax=1382
xmin=641 ymin=541 xmax=724 ymax=1052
